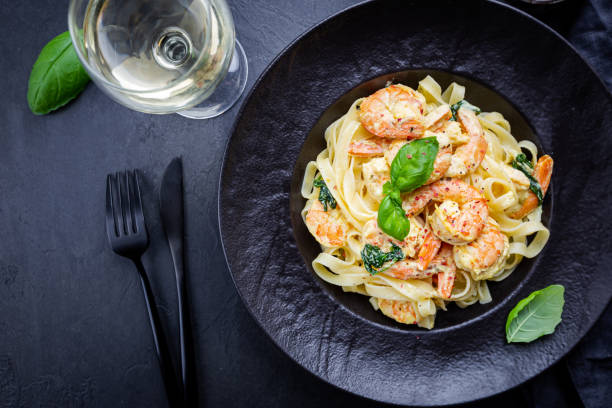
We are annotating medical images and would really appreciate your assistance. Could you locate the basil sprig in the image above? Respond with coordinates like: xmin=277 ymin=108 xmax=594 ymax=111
xmin=27 ymin=31 xmax=90 ymax=115
xmin=313 ymin=177 xmax=336 ymax=211
xmin=512 ymin=154 xmax=543 ymax=205
xmin=450 ymin=100 xmax=481 ymax=121
xmin=506 ymin=285 xmax=564 ymax=343
xmin=376 ymin=137 xmax=439 ymax=240
xmin=360 ymin=243 xmax=404 ymax=275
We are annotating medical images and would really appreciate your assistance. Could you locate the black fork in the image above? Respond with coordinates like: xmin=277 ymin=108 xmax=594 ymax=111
xmin=105 ymin=170 xmax=180 ymax=407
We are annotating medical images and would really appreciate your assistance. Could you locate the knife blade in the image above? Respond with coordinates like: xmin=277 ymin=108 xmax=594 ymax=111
xmin=160 ymin=157 xmax=193 ymax=406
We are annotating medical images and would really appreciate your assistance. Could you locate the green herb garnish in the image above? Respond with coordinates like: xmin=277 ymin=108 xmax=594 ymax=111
xmin=390 ymin=137 xmax=439 ymax=192
xmin=376 ymin=137 xmax=439 ymax=241
xmin=512 ymin=154 xmax=543 ymax=205
xmin=27 ymin=31 xmax=90 ymax=115
xmin=377 ymin=185 xmax=411 ymax=241
xmin=313 ymin=177 xmax=336 ymax=211
xmin=514 ymin=153 xmax=534 ymax=169
xmin=506 ymin=284 xmax=564 ymax=343
xmin=360 ymin=243 xmax=405 ymax=275
xmin=450 ymin=99 xmax=481 ymax=121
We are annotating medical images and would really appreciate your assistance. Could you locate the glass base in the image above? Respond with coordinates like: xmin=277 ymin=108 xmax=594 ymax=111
xmin=177 ymin=39 xmax=248 ymax=119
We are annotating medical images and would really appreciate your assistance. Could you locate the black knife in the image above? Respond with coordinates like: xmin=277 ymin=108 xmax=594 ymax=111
xmin=160 ymin=157 xmax=193 ymax=406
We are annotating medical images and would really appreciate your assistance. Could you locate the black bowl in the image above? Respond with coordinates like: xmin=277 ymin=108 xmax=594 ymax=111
xmin=219 ymin=0 xmax=612 ymax=405
xmin=290 ymin=69 xmax=552 ymax=332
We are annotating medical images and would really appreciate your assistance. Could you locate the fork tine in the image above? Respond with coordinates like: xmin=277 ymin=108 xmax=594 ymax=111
xmin=112 ymin=173 xmax=124 ymax=237
xmin=116 ymin=172 xmax=127 ymax=236
xmin=133 ymin=169 xmax=145 ymax=232
xmin=106 ymin=174 xmax=118 ymax=238
xmin=123 ymin=171 xmax=134 ymax=234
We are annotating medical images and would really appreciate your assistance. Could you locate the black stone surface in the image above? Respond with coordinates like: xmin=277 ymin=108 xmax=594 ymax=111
xmin=1 ymin=0 xmax=610 ymax=407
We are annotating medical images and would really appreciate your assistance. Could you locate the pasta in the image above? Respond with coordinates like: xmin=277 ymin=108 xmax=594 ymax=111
xmin=301 ymin=76 xmax=552 ymax=329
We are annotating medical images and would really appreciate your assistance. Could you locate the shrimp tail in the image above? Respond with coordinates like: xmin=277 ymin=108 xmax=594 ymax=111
xmin=437 ymin=269 xmax=456 ymax=299
xmin=432 ymin=244 xmax=456 ymax=299
xmin=348 ymin=139 xmax=385 ymax=157
xmin=510 ymin=155 xmax=553 ymax=219
xmin=417 ymin=231 xmax=442 ymax=271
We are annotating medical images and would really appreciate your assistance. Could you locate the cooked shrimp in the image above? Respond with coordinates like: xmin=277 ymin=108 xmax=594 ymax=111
xmin=439 ymin=120 xmax=469 ymax=145
xmin=361 ymin=220 xmax=441 ymax=280
xmin=417 ymin=231 xmax=442 ymax=271
xmin=382 ymin=237 xmax=444 ymax=281
xmin=362 ymin=157 xmax=390 ymax=201
xmin=362 ymin=218 xmax=427 ymax=259
xmin=403 ymin=179 xmax=488 ymax=245
xmin=445 ymin=108 xmax=488 ymax=177
xmin=510 ymin=155 xmax=553 ymax=219
xmin=348 ymin=139 xmax=384 ymax=157
xmin=425 ymin=144 xmax=452 ymax=185
xmin=305 ymin=200 xmax=348 ymax=247
xmin=454 ymin=218 xmax=509 ymax=281
xmin=429 ymin=244 xmax=456 ymax=299
xmin=424 ymin=104 xmax=452 ymax=131
xmin=384 ymin=259 xmax=436 ymax=280
xmin=378 ymin=299 xmax=417 ymax=324
xmin=359 ymin=85 xmax=426 ymax=139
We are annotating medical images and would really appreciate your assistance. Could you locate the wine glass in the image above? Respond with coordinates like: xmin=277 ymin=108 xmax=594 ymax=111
xmin=68 ymin=0 xmax=248 ymax=119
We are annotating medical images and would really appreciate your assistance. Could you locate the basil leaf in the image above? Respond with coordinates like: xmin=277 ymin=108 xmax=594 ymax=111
xmin=512 ymin=154 xmax=543 ymax=205
xmin=27 ymin=31 xmax=90 ymax=115
xmin=382 ymin=181 xmax=395 ymax=196
xmin=390 ymin=137 xmax=439 ymax=193
xmin=506 ymin=284 xmax=565 ymax=343
xmin=360 ymin=243 xmax=404 ymax=275
xmin=377 ymin=188 xmax=410 ymax=241
xmin=313 ymin=177 xmax=337 ymax=211
xmin=386 ymin=185 xmax=402 ymax=203
xmin=450 ymin=100 xmax=481 ymax=121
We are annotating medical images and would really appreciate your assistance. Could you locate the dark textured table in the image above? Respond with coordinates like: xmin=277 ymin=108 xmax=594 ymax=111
xmin=1 ymin=1 xmax=610 ymax=407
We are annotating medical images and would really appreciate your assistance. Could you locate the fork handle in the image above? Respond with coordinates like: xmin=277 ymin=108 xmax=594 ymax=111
xmin=134 ymin=258 xmax=182 ymax=407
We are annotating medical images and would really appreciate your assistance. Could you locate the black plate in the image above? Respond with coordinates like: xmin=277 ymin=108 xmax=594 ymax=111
xmin=219 ymin=0 xmax=612 ymax=405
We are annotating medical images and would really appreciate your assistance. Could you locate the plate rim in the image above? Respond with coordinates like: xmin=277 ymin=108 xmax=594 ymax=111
xmin=218 ymin=0 xmax=612 ymax=404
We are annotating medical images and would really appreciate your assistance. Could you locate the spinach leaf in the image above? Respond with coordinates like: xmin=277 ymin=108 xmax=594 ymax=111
xmin=360 ymin=243 xmax=405 ymax=275
xmin=512 ymin=154 xmax=543 ymax=205
xmin=390 ymin=137 xmax=439 ymax=192
xmin=377 ymin=186 xmax=410 ymax=241
xmin=514 ymin=153 xmax=533 ymax=169
xmin=27 ymin=31 xmax=90 ymax=115
xmin=506 ymin=284 xmax=564 ymax=343
xmin=450 ymin=100 xmax=481 ymax=121
xmin=313 ymin=177 xmax=337 ymax=211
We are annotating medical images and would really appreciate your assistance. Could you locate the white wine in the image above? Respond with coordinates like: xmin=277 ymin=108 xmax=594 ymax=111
xmin=80 ymin=0 xmax=235 ymax=112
